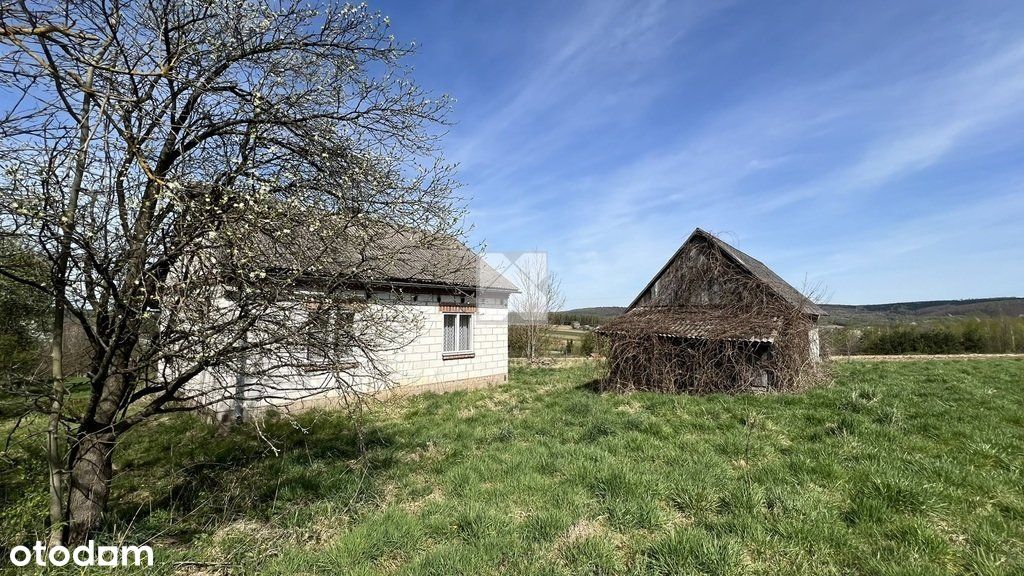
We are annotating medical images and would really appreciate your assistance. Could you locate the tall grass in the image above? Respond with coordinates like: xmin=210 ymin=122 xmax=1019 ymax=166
xmin=2 ymin=360 xmax=1023 ymax=574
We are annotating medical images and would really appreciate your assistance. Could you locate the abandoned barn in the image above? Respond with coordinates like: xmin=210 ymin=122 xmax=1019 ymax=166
xmin=597 ymin=228 xmax=825 ymax=393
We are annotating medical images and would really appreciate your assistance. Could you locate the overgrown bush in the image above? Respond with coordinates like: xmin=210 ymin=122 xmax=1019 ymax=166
xmin=827 ymin=326 xmax=863 ymax=355
xmin=508 ymin=325 xmax=555 ymax=358
xmin=508 ymin=324 xmax=529 ymax=358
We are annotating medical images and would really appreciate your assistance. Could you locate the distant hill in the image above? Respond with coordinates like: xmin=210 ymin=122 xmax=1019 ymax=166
xmin=820 ymin=297 xmax=1024 ymax=325
xmin=553 ymin=307 xmax=625 ymax=319
xmin=558 ymin=297 xmax=1024 ymax=326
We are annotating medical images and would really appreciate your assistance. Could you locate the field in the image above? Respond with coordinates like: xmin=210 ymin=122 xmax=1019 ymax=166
xmin=2 ymin=360 xmax=1024 ymax=574
xmin=546 ymin=325 xmax=591 ymax=355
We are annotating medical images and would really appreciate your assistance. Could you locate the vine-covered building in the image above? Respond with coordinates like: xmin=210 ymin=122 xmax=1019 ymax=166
xmin=598 ymin=228 xmax=825 ymax=393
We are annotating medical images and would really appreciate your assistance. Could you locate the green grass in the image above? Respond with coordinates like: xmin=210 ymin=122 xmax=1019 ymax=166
xmin=2 ymin=360 xmax=1023 ymax=574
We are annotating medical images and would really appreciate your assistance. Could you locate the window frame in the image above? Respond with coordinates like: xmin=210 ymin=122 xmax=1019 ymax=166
xmin=442 ymin=312 xmax=474 ymax=357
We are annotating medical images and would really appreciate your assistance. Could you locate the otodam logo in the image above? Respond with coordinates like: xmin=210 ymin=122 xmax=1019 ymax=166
xmin=7 ymin=541 xmax=153 ymax=568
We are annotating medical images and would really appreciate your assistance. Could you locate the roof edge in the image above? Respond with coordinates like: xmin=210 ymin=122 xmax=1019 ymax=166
xmin=625 ymin=228 xmax=703 ymax=310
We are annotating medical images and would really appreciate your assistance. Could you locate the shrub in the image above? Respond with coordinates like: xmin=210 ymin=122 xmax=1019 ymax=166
xmin=579 ymin=331 xmax=597 ymax=356
xmin=961 ymin=321 xmax=985 ymax=353
xmin=853 ymin=317 xmax=1024 ymax=355
xmin=509 ymin=325 xmax=530 ymax=358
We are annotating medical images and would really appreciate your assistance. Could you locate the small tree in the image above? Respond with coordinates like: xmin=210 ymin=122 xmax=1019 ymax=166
xmin=507 ymin=255 xmax=563 ymax=360
xmin=0 ymin=0 xmax=462 ymax=544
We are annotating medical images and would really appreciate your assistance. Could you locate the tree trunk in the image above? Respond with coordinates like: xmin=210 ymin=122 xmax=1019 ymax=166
xmin=46 ymin=310 xmax=67 ymax=546
xmin=47 ymin=68 xmax=97 ymax=545
xmin=64 ymin=429 xmax=115 ymax=545
xmin=63 ymin=349 xmax=135 ymax=545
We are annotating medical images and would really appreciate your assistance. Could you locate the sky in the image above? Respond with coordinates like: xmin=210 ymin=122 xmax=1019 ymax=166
xmin=372 ymin=0 xmax=1024 ymax=309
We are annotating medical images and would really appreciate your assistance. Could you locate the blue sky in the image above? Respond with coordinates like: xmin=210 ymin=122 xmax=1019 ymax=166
xmin=376 ymin=0 xmax=1024 ymax=308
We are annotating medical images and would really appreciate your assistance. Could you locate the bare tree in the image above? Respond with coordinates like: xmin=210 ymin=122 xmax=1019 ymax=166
xmin=508 ymin=254 xmax=563 ymax=360
xmin=0 ymin=0 xmax=463 ymax=544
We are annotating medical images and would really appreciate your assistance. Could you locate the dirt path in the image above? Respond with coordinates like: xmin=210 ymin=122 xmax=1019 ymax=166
xmin=833 ymin=353 xmax=1024 ymax=361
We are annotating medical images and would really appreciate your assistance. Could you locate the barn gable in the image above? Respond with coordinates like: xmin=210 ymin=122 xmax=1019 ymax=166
xmin=628 ymin=228 xmax=825 ymax=317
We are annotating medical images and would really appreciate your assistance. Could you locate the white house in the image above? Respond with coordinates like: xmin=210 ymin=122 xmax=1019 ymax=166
xmin=189 ymin=230 xmax=517 ymax=419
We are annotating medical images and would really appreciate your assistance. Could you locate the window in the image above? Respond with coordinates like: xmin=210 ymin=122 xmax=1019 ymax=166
xmin=443 ymin=313 xmax=472 ymax=353
xmin=307 ymin=309 xmax=355 ymax=364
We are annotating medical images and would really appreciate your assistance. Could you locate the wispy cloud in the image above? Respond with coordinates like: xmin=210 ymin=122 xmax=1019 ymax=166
xmin=802 ymin=189 xmax=1024 ymax=303
xmin=762 ymin=40 xmax=1024 ymax=211
xmin=452 ymin=0 xmax=727 ymax=188
xmin=404 ymin=0 xmax=1024 ymax=306
xmin=546 ymin=32 xmax=1024 ymax=305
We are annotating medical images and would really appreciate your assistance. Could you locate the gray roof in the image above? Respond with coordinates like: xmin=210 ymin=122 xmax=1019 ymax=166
xmin=374 ymin=229 xmax=518 ymax=292
xmin=628 ymin=228 xmax=825 ymax=316
xmin=598 ymin=306 xmax=779 ymax=342
xmin=252 ymin=221 xmax=517 ymax=292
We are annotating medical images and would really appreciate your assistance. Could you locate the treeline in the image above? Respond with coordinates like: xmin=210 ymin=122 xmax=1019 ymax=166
xmin=547 ymin=312 xmax=605 ymax=327
xmin=830 ymin=317 xmax=1024 ymax=355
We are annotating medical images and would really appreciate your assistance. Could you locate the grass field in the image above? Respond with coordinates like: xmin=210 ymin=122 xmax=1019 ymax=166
xmin=2 ymin=360 xmax=1023 ymax=574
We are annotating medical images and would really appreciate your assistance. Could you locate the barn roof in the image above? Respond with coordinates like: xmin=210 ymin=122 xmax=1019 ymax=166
xmin=597 ymin=306 xmax=779 ymax=342
xmin=627 ymin=228 xmax=825 ymax=316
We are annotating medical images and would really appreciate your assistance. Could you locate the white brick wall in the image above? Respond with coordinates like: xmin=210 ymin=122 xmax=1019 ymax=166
xmin=195 ymin=292 xmax=510 ymax=416
xmin=387 ymin=299 xmax=508 ymax=387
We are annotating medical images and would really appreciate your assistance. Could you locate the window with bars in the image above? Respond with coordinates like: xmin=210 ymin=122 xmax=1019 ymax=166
xmin=443 ymin=313 xmax=472 ymax=353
